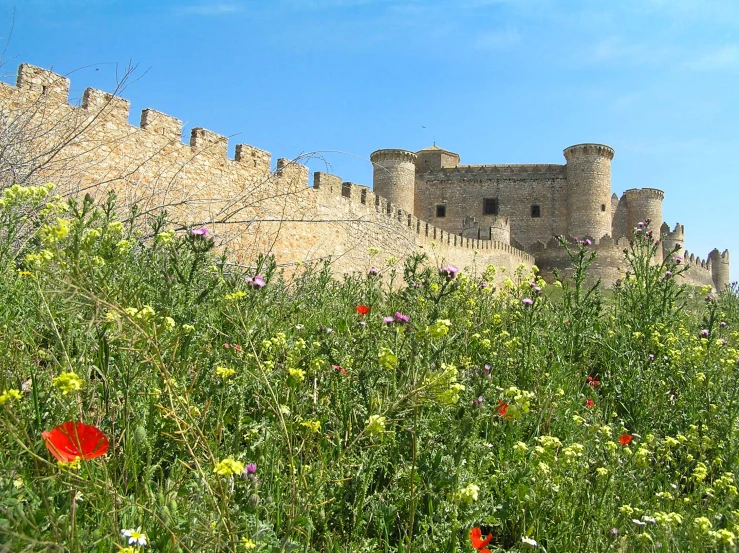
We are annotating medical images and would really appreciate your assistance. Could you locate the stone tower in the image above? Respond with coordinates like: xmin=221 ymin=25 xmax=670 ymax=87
xmin=661 ymin=222 xmax=685 ymax=259
xmin=623 ymin=188 xmax=664 ymax=236
xmin=370 ymin=149 xmax=417 ymax=214
xmin=564 ymin=143 xmax=615 ymax=241
xmin=709 ymin=249 xmax=730 ymax=291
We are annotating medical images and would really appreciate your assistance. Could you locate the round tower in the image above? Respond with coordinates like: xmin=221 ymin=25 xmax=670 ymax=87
xmin=564 ymin=143 xmax=615 ymax=241
xmin=709 ymin=249 xmax=730 ymax=291
xmin=623 ymin=188 xmax=664 ymax=237
xmin=661 ymin=222 xmax=685 ymax=259
xmin=489 ymin=215 xmax=511 ymax=244
xmin=370 ymin=149 xmax=417 ymax=215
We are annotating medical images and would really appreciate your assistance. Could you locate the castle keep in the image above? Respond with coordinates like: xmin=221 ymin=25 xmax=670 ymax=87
xmin=371 ymin=144 xmax=729 ymax=290
xmin=0 ymin=63 xmax=729 ymax=290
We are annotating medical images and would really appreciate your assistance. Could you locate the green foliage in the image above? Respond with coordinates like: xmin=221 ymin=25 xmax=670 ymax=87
xmin=1 ymin=190 xmax=739 ymax=552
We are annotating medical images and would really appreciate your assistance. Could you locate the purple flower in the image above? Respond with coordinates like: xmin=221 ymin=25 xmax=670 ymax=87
xmin=675 ymin=243 xmax=682 ymax=249
xmin=533 ymin=286 xmax=542 ymax=296
xmin=246 ymin=275 xmax=266 ymax=289
xmin=674 ymin=256 xmax=682 ymax=264
xmin=246 ymin=463 xmax=257 ymax=474
xmin=648 ymin=354 xmax=655 ymax=361
xmin=720 ymin=321 xmax=727 ymax=328
xmin=522 ymin=298 xmax=534 ymax=306
xmin=611 ymin=528 xmax=619 ymax=536
xmin=368 ymin=267 xmax=380 ymax=276
xmin=473 ymin=396 xmax=484 ymax=405
xmin=394 ymin=312 xmax=410 ymax=324
xmin=439 ymin=265 xmax=459 ymax=280
xmin=637 ymin=221 xmax=645 ymax=227
xmin=706 ymin=294 xmax=715 ymax=303
xmin=191 ymin=227 xmax=210 ymax=237
xmin=479 ymin=281 xmax=488 ymax=289
xmin=483 ymin=364 xmax=491 ymax=373
xmin=719 ymin=338 xmax=727 ymax=346
xmin=383 ymin=316 xmax=395 ymax=325
xmin=664 ymin=271 xmax=673 ymax=279
xmin=700 ymin=329 xmax=710 ymax=338
xmin=413 ymin=282 xmax=422 ymax=288
xmin=634 ymin=228 xmax=643 ymax=234
xmin=583 ymin=238 xmax=592 ymax=246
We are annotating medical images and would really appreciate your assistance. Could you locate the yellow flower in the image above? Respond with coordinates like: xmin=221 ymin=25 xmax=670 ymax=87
xmin=213 ymin=456 xmax=245 ymax=477
xmin=288 ymin=367 xmax=306 ymax=382
xmin=366 ymin=415 xmax=386 ymax=436
xmin=216 ymin=366 xmax=236 ymax=380
xmin=53 ymin=372 xmax=83 ymax=395
xmin=456 ymin=483 xmax=480 ymax=504
xmin=300 ymin=420 xmax=321 ymax=433
xmin=0 ymin=389 xmax=22 ymax=405
xmin=241 ymin=537 xmax=257 ymax=550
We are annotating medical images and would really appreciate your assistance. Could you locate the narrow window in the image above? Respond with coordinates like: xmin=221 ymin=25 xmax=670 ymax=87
xmin=483 ymin=198 xmax=499 ymax=215
xmin=601 ymin=203 xmax=606 ymax=212
xmin=436 ymin=205 xmax=446 ymax=218
xmin=42 ymin=85 xmax=48 ymax=94
xmin=360 ymin=188 xmax=367 ymax=204
xmin=531 ymin=204 xmax=541 ymax=218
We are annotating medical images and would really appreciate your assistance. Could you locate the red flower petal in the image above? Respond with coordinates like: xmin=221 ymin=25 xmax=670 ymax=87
xmin=496 ymin=401 xmax=508 ymax=417
xmin=356 ymin=305 xmax=370 ymax=315
xmin=586 ymin=399 xmax=595 ymax=408
xmin=43 ymin=421 xmax=109 ymax=462
xmin=470 ymin=527 xmax=493 ymax=552
xmin=332 ymin=364 xmax=347 ymax=376
xmin=619 ymin=433 xmax=633 ymax=446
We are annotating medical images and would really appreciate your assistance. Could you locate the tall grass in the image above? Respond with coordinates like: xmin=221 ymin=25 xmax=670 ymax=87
xmin=1 ymin=186 xmax=738 ymax=552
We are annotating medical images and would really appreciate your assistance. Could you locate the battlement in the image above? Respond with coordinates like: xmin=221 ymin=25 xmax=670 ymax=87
xmin=563 ymin=143 xmax=615 ymax=161
xmin=370 ymin=149 xmax=417 ymax=163
xmin=16 ymin=63 xmax=70 ymax=100
xmin=140 ymin=108 xmax=182 ymax=141
xmin=423 ymin=163 xmax=566 ymax=179
xmin=622 ymin=187 xmax=665 ymax=200
xmin=310 ymin=170 xmax=534 ymax=263
xmin=1 ymin=63 xmax=288 ymax=174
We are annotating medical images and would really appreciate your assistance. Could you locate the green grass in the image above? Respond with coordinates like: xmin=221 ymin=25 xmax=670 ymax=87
xmin=1 ymin=186 xmax=738 ymax=553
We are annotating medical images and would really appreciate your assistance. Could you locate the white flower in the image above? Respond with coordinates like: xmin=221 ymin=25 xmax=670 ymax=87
xmin=643 ymin=516 xmax=656 ymax=524
xmin=521 ymin=537 xmax=538 ymax=547
xmin=121 ymin=527 xmax=148 ymax=546
xmin=632 ymin=519 xmax=647 ymax=526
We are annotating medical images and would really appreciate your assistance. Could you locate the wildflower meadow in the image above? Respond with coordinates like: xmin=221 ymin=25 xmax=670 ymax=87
xmin=1 ymin=184 xmax=739 ymax=552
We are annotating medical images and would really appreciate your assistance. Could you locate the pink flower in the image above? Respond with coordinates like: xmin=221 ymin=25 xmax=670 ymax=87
xmin=439 ymin=265 xmax=459 ymax=280
xmin=522 ymin=298 xmax=534 ymax=306
xmin=191 ymin=227 xmax=210 ymax=237
xmin=246 ymin=275 xmax=266 ymax=289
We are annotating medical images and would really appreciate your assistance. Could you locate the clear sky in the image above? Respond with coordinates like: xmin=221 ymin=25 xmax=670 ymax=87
xmin=2 ymin=0 xmax=737 ymax=279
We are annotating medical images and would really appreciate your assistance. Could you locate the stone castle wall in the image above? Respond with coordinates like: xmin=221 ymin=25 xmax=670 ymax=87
xmin=414 ymin=164 xmax=569 ymax=248
xmin=0 ymin=63 xmax=534 ymax=279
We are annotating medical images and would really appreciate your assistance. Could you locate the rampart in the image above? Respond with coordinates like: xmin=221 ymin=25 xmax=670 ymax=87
xmin=0 ymin=63 xmax=534 ymax=279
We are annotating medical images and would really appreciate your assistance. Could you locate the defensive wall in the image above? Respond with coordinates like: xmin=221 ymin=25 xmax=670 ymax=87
xmin=0 ymin=63 xmax=534 ymax=279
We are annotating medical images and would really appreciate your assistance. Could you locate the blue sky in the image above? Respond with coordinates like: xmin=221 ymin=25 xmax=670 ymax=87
xmin=2 ymin=0 xmax=737 ymax=278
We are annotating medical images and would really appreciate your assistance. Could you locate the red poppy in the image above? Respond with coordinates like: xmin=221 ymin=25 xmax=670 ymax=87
xmin=332 ymin=364 xmax=347 ymax=376
xmin=470 ymin=527 xmax=493 ymax=553
xmin=619 ymin=433 xmax=633 ymax=446
xmin=587 ymin=376 xmax=601 ymax=388
xmin=42 ymin=421 xmax=109 ymax=462
xmin=496 ymin=401 xmax=508 ymax=417
xmin=356 ymin=305 xmax=370 ymax=315
xmin=585 ymin=399 xmax=595 ymax=408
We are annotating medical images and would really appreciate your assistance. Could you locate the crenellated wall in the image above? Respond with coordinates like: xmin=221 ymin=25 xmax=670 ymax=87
xmin=0 ymin=62 xmax=727 ymax=288
xmin=0 ymin=63 xmax=534 ymax=279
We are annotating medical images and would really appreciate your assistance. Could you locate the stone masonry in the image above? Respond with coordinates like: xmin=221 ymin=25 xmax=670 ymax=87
xmin=0 ymin=63 xmax=729 ymax=289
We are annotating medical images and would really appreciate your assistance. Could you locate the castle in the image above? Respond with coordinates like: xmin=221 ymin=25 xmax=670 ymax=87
xmin=0 ymin=63 xmax=729 ymax=290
